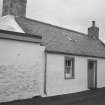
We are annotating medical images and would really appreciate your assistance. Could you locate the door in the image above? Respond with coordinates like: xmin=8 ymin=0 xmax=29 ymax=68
xmin=88 ymin=60 xmax=97 ymax=89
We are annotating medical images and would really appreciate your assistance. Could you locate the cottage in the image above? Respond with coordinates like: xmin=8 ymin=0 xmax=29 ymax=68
xmin=0 ymin=0 xmax=105 ymax=103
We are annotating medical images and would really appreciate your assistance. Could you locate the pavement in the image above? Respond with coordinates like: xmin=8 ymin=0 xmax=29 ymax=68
xmin=0 ymin=88 xmax=105 ymax=105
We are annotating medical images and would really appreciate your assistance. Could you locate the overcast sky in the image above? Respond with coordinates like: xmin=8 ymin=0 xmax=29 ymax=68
xmin=27 ymin=0 xmax=105 ymax=42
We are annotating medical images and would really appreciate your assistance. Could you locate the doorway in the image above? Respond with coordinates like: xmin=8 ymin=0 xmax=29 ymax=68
xmin=88 ymin=60 xmax=97 ymax=89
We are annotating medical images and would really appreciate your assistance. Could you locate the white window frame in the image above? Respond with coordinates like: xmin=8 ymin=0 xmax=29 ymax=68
xmin=65 ymin=57 xmax=75 ymax=79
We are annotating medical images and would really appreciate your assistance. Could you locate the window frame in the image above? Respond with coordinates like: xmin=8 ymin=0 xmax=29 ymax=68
xmin=64 ymin=56 xmax=75 ymax=79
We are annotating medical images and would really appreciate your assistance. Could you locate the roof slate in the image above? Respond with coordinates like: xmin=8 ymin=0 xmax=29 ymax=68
xmin=15 ymin=17 xmax=105 ymax=58
xmin=0 ymin=29 xmax=42 ymax=43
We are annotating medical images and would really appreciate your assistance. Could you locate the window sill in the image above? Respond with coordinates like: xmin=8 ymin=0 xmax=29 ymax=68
xmin=65 ymin=77 xmax=75 ymax=80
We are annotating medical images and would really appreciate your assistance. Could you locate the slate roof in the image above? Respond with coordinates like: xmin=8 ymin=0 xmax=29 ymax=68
xmin=15 ymin=17 xmax=105 ymax=58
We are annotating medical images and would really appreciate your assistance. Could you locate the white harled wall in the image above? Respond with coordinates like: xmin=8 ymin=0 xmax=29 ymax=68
xmin=0 ymin=15 xmax=24 ymax=32
xmin=0 ymin=0 xmax=3 ymax=17
xmin=97 ymin=59 xmax=105 ymax=88
xmin=46 ymin=53 xmax=105 ymax=96
xmin=0 ymin=39 xmax=45 ymax=102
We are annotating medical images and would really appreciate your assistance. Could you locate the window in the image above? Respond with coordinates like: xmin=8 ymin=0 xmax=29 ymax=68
xmin=65 ymin=57 xmax=74 ymax=79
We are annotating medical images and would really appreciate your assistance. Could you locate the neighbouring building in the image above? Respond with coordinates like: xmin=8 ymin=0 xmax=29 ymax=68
xmin=0 ymin=0 xmax=105 ymax=103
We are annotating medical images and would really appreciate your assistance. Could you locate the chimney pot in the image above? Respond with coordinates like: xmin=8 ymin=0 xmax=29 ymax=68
xmin=92 ymin=21 xmax=95 ymax=27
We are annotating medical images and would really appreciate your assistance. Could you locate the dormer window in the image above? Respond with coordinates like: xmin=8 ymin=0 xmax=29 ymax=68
xmin=66 ymin=35 xmax=73 ymax=41
xmin=65 ymin=34 xmax=75 ymax=42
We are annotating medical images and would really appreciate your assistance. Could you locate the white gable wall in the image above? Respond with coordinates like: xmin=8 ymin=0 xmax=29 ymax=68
xmin=46 ymin=53 xmax=105 ymax=96
xmin=0 ymin=15 xmax=24 ymax=32
xmin=0 ymin=39 xmax=45 ymax=102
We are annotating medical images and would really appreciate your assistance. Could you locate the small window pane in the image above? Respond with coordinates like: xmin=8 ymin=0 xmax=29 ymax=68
xmin=65 ymin=57 xmax=74 ymax=79
xmin=68 ymin=60 xmax=71 ymax=66
xmin=66 ymin=67 xmax=70 ymax=73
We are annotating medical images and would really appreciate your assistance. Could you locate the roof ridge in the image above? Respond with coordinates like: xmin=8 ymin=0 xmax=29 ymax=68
xmin=15 ymin=16 xmax=87 ymax=36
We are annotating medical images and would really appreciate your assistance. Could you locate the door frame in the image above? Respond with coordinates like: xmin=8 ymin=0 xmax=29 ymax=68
xmin=87 ymin=59 xmax=97 ymax=89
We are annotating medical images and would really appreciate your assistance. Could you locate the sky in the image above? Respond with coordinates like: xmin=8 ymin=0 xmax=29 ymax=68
xmin=26 ymin=0 xmax=105 ymax=42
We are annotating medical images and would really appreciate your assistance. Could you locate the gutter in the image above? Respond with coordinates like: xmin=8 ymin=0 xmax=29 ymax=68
xmin=46 ymin=50 xmax=105 ymax=59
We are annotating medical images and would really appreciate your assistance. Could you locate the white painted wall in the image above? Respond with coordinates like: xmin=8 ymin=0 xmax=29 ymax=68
xmin=0 ymin=39 xmax=45 ymax=102
xmin=46 ymin=53 xmax=88 ymax=96
xmin=0 ymin=0 xmax=3 ymax=17
xmin=46 ymin=53 xmax=105 ymax=96
xmin=97 ymin=59 xmax=105 ymax=88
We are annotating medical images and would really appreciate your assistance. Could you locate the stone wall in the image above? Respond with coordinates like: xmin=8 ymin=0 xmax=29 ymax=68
xmin=0 ymin=64 xmax=40 ymax=102
xmin=0 ymin=39 xmax=44 ymax=102
xmin=2 ymin=0 xmax=27 ymax=17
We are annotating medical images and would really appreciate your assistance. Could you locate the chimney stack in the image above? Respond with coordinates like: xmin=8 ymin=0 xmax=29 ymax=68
xmin=88 ymin=21 xmax=99 ymax=39
xmin=2 ymin=0 xmax=27 ymax=17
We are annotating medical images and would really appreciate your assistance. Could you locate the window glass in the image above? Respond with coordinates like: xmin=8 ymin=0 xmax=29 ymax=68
xmin=65 ymin=57 xmax=74 ymax=79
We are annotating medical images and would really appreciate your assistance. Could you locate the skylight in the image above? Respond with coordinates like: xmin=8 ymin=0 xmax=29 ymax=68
xmin=65 ymin=35 xmax=73 ymax=41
